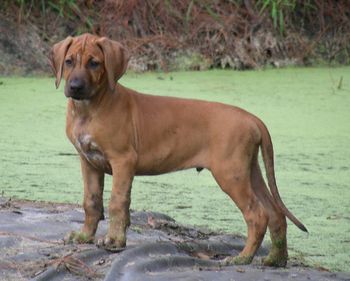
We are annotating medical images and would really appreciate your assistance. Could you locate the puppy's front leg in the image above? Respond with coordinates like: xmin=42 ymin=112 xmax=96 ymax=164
xmin=98 ymin=156 xmax=135 ymax=250
xmin=65 ymin=156 xmax=104 ymax=244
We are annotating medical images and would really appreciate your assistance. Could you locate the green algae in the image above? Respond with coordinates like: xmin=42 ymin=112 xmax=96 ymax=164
xmin=223 ymin=255 xmax=254 ymax=266
xmin=65 ymin=231 xmax=94 ymax=244
xmin=263 ymin=237 xmax=288 ymax=267
xmin=0 ymin=67 xmax=349 ymax=271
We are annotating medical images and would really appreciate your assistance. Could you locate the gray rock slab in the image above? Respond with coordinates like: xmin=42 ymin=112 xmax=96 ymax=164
xmin=0 ymin=198 xmax=349 ymax=281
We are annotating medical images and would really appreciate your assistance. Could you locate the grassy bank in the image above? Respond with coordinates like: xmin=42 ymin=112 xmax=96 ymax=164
xmin=0 ymin=67 xmax=349 ymax=271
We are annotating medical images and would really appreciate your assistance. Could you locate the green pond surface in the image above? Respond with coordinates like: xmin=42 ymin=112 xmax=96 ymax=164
xmin=0 ymin=67 xmax=349 ymax=272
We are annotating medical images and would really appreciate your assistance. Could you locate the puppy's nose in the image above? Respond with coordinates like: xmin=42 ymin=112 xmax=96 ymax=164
xmin=69 ymin=78 xmax=84 ymax=92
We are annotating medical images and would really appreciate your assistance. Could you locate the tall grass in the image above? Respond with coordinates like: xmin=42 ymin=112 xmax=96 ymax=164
xmin=257 ymin=0 xmax=297 ymax=34
xmin=7 ymin=0 xmax=316 ymax=36
xmin=9 ymin=0 xmax=94 ymax=37
xmin=16 ymin=0 xmax=81 ymax=19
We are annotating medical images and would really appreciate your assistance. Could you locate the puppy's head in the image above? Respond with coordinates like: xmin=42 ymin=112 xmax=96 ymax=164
xmin=49 ymin=33 xmax=129 ymax=100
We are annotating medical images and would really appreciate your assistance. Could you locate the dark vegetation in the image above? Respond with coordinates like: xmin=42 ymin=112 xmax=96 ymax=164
xmin=0 ymin=0 xmax=350 ymax=74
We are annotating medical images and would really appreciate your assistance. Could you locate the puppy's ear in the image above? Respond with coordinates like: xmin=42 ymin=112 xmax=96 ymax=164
xmin=49 ymin=36 xmax=73 ymax=89
xmin=96 ymin=37 xmax=129 ymax=91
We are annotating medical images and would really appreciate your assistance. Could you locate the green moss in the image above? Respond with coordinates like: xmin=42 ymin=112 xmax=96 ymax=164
xmin=1 ymin=67 xmax=350 ymax=271
xmin=223 ymin=255 xmax=253 ymax=266
xmin=273 ymin=237 xmax=287 ymax=250
xmin=64 ymin=231 xmax=93 ymax=244
xmin=263 ymin=254 xmax=288 ymax=267
xmin=263 ymin=236 xmax=288 ymax=267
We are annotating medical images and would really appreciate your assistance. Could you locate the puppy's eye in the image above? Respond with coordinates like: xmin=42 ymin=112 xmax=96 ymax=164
xmin=88 ymin=60 xmax=100 ymax=69
xmin=65 ymin=59 xmax=73 ymax=66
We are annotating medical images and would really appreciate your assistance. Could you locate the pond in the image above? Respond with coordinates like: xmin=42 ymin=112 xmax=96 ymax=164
xmin=0 ymin=67 xmax=349 ymax=271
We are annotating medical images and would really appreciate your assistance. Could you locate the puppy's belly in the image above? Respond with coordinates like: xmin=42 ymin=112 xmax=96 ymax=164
xmin=135 ymin=150 xmax=208 ymax=175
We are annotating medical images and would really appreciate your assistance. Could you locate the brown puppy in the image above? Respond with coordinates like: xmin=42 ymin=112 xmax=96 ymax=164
xmin=50 ymin=33 xmax=307 ymax=267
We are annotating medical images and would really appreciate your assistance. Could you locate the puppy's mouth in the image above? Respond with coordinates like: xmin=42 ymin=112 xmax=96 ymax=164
xmin=70 ymin=94 xmax=89 ymax=100
xmin=65 ymin=91 xmax=91 ymax=100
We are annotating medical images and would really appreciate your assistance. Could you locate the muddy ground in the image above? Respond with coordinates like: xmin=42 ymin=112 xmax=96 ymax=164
xmin=1 ymin=198 xmax=349 ymax=281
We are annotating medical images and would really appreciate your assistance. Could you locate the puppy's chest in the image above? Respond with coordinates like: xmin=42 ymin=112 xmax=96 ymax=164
xmin=74 ymin=133 xmax=111 ymax=173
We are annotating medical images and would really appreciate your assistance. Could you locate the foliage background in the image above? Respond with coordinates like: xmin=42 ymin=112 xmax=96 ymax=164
xmin=1 ymin=0 xmax=350 ymax=74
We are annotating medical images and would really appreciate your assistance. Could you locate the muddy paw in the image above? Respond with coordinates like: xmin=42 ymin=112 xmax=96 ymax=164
xmin=262 ymin=254 xmax=287 ymax=267
xmin=221 ymin=255 xmax=253 ymax=266
xmin=64 ymin=231 xmax=94 ymax=244
xmin=96 ymin=235 xmax=126 ymax=252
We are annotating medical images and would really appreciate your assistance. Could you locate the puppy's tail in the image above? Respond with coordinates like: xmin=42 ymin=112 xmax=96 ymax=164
xmin=256 ymin=119 xmax=308 ymax=233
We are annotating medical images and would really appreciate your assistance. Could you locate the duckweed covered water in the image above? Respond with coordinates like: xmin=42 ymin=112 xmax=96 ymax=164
xmin=0 ymin=67 xmax=349 ymax=271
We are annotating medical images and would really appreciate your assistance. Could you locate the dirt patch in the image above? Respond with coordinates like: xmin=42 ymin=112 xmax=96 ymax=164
xmin=1 ymin=198 xmax=349 ymax=281
xmin=0 ymin=18 xmax=50 ymax=75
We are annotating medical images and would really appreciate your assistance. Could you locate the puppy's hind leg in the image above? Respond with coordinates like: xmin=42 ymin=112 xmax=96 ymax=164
xmin=211 ymin=160 xmax=268 ymax=265
xmin=251 ymin=160 xmax=288 ymax=267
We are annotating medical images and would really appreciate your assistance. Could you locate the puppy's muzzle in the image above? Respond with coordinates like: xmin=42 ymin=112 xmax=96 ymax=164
xmin=66 ymin=78 xmax=88 ymax=100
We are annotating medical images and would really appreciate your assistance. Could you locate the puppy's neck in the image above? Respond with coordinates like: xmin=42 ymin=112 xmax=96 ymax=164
xmin=69 ymin=86 xmax=116 ymax=117
xmin=72 ymin=99 xmax=91 ymax=107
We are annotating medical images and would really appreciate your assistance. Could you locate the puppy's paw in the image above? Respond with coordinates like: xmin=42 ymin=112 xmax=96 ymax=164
xmin=262 ymin=254 xmax=287 ymax=267
xmin=64 ymin=231 xmax=94 ymax=244
xmin=221 ymin=255 xmax=253 ymax=266
xmin=96 ymin=235 xmax=126 ymax=252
